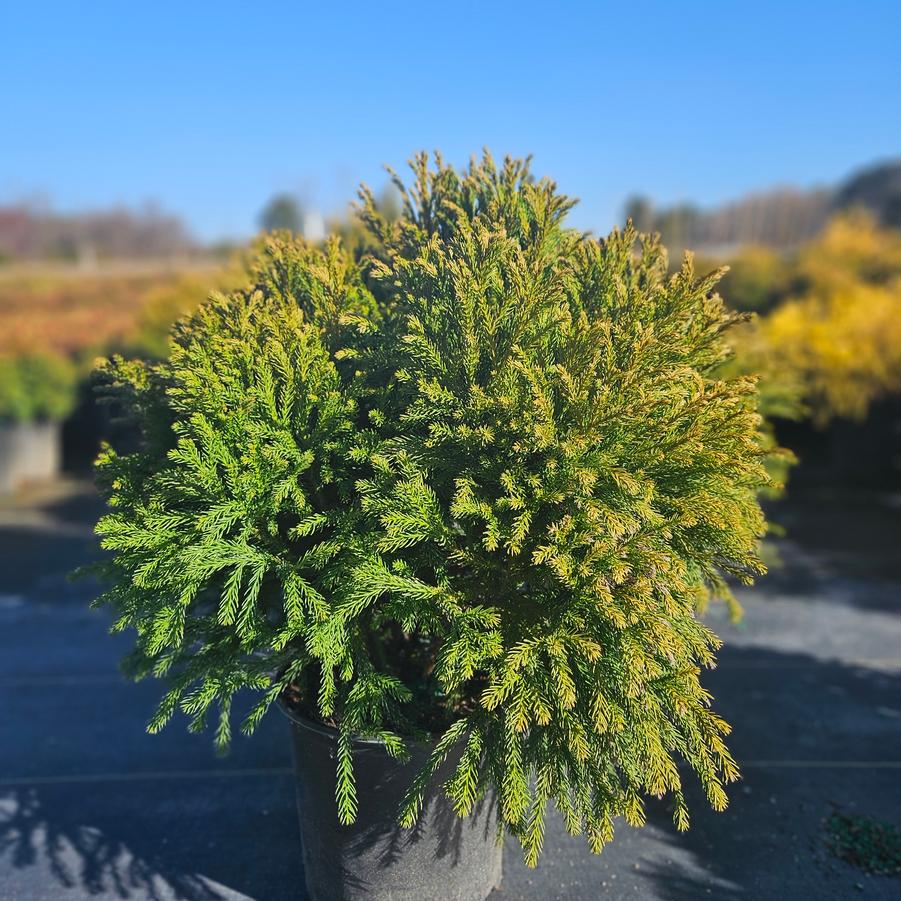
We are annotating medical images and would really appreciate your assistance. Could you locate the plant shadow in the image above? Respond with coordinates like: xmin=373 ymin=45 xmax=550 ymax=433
xmin=633 ymin=644 xmax=901 ymax=900
xmin=0 ymin=774 xmax=305 ymax=901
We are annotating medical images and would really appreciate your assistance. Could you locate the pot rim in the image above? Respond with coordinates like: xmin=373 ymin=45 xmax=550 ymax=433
xmin=275 ymin=694 xmax=385 ymax=745
xmin=276 ymin=692 xmax=444 ymax=750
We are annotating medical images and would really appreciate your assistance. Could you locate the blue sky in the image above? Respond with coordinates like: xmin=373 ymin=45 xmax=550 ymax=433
xmin=2 ymin=1 xmax=900 ymax=241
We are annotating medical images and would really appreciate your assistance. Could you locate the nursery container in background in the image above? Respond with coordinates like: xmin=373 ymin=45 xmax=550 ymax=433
xmin=0 ymin=352 xmax=76 ymax=495
xmin=0 ymin=419 xmax=62 ymax=494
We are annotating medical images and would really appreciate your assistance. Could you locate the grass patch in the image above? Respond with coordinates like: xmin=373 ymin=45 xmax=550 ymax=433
xmin=827 ymin=810 xmax=901 ymax=876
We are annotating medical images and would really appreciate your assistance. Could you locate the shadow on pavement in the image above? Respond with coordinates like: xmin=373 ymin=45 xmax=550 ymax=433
xmin=762 ymin=488 xmax=901 ymax=612
xmin=0 ymin=645 xmax=896 ymax=900
xmin=0 ymin=480 xmax=104 ymax=600
xmin=635 ymin=646 xmax=901 ymax=901
xmin=0 ymin=775 xmax=305 ymax=901
xmin=1 ymin=480 xmax=899 ymax=899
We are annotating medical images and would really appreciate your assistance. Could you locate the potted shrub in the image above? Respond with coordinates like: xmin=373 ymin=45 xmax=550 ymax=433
xmin=0 ymin=351 xmax=77 ymax=494
xmin=91 ymin=153 xmax=771 ymax=900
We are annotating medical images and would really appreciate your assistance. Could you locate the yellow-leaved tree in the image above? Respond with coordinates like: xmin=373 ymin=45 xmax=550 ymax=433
xmin=761 ymin=213 xmax=901 ymax=423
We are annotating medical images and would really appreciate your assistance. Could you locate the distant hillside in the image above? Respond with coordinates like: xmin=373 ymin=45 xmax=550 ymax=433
xmin=626 ymin=158 xmax=901 ymax=253
xmin=0 ymin=204 xmax=199 ymax=263
xmin=835 ymin=161 xmax=901 ymax=229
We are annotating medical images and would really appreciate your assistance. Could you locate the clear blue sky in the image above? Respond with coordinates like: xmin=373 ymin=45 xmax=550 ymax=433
xmin=2 ymin=1 xmax=899 ymax=241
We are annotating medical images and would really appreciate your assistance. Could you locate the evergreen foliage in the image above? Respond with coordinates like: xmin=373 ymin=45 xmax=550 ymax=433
xmin=92 ymin=152 xmax=772 ymax=865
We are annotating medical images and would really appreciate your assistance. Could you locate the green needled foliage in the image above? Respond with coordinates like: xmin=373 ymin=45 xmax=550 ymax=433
xmin=92 ymin=152 xmax=772 ymax=866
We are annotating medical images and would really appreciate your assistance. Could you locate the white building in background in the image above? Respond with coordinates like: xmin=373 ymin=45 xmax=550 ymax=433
xmin=303 ymin=210 xmax=326 ymax=244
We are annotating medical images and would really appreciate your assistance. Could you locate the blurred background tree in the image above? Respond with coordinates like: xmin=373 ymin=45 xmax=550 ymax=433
xmin=706 ymin=211 xmax=901 ymax=490
xmin=760 ymin=214 xmax=901 ymax=424
xmin=0 ymin=352 xmax=77 ymax=423
xmin=258 ymin=193 xmax=304 ymax=234
xmin=836 ymin=161 xmax=901 ymax=229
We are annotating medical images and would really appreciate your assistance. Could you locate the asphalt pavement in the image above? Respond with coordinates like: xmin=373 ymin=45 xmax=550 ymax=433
xmin=1 ymin=481 xmax=899 ymax=900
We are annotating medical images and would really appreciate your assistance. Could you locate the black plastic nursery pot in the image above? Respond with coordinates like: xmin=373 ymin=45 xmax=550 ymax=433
xmin=279 ymin=700 xmax=503 ymax=901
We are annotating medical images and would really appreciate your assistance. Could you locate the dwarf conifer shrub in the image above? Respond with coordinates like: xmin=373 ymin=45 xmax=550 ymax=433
xmin=93 ymin=153 xmax=771 ymax=864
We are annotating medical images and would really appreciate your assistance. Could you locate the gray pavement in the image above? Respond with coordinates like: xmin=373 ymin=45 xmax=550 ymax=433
xmin=1 ymin=481 xmax=899 ymax=900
